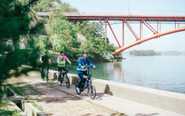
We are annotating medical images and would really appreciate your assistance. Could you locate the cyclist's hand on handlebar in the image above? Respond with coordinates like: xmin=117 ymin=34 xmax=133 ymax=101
xmin=93 ymin=66 xmax=96 ymax=68
xmin=69 ymin=63 xmax=71 ymax=65
xmin=81 ymin=66 xmax=84 ymax=69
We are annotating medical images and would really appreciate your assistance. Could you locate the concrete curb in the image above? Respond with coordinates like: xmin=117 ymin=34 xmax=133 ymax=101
xmin=5 ymin=97 xmax=26 ymax=116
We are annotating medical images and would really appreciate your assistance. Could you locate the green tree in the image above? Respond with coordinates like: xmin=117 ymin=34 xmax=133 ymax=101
xmin=0 ymin=0 xmax=43 ymax=101
xmin=35 ymin=35 xmax=51 ymax=51
xmin=33 ymin=0 xmax=78 ymax=13
xmin=49 ymin=16 xmax=81 ymax=59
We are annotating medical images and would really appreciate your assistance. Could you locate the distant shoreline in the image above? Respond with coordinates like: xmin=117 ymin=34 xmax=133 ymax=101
xmin=122 ymin=50 xmax=185 ymax=56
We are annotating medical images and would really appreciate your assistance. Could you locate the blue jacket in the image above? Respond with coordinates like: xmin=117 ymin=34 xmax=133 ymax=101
xmin=77 ymin=57 xmax=95 ymax=71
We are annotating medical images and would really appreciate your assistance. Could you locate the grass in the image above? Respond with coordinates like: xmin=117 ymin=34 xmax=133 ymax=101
xmin=0 ymin=100 xmax=20 ymax=116
xmin=86 ymin=100 xmax=92 ymax=103
xmin=116 ymin=111 xmax=126 ymax=115
xmin=32 ymin=101 xmax=43 ymax=111
xmin=48 ymin=106 xmax=52 ymax=108
xmin=85 ymin=99 xmax=126 ymax=116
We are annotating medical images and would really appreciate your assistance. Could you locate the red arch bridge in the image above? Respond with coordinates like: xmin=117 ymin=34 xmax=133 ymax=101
xmin=48 ymin=14 xmax=185 ymax=55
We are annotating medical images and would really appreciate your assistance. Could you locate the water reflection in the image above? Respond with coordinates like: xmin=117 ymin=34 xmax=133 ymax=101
xmin=113 ymin=62 xmax=124 ymax=82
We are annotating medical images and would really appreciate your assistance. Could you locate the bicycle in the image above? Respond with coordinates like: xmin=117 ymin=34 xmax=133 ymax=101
xmin=58 ymin=67 xmax=70 ymax=88
xmin=75 ymin=66 xmax=96 ymax=99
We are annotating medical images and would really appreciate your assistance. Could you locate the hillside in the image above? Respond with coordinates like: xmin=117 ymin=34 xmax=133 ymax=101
xmin=28 ymin=0 xmax=119 ymax=62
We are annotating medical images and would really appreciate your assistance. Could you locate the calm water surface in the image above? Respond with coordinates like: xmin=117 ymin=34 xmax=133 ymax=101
xmin=68 ymin=56 xmax=185 ymax=94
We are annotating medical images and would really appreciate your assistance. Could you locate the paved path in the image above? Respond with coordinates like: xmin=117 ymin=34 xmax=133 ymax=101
xmin=7 ymin=71 xmax=122 ymax=116
xmin=7 ymin=71 xmax=185 ymax=116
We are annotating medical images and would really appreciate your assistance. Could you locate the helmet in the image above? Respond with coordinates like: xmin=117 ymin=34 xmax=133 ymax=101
xmin=82 ymin=50 xmax=88 ymax=54
xmin=44 ymin=50 xmax=48 ymax=53
xmin=60 ymin=50 xmax=64 ymax=53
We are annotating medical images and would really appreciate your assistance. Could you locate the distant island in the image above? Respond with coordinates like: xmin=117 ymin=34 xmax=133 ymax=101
xmin=129 ymin=50 xmax=185 ymax=56
xmin=160 ymin=51 xmax=185 ymax=56
xmin=129 ymin=50 xmax=161 ymax=56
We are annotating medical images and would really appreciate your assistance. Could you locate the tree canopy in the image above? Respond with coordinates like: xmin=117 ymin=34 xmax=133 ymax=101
xmin=0 ymin=0 xmax=44 ymax=101
xmin=33 ymin=0 xmax=78 ymax=12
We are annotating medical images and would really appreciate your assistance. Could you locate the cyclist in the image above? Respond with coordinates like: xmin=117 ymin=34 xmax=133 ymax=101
xmin=40 ymin=50 xmax=51 ymax=80
xmin=57 ymin=50 xmax=71 ymax=85
xmin=76 ymin=50 xmax=96 ymax=93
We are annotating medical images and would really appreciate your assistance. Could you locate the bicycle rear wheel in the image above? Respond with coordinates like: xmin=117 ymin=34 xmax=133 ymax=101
xmin=65 ymin=75 xmax=70 ymax=88
xmin=88 ymin=85 xmax=96 ymax=99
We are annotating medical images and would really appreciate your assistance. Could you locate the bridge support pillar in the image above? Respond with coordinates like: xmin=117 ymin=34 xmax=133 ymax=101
xmin=105 ymin=19 xmax=107 ymax=51
xmin=140 ymin=21 xmax=143 ymax=39
xmin=122 ymin=20 xmax=124 ymax=47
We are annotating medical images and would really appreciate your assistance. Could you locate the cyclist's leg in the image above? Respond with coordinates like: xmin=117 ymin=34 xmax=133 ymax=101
xmin=77 ymin=71 xmax=85 ymax=88
xmin=47 ymin=64 xmax=50 ymax=73
xmin=43 ymin=64 xmax=47 ymax=80
xmin=40 ymin=64 xmax=45 ymax=80
xmin=58 ymin=67 xmax=63 ymax=81
xmin=46 ymin=64 xmax=49 ymax=81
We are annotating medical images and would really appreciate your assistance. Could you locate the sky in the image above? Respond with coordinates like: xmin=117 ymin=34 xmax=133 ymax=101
xmin=62 ymin=0 xmax=185 ymax=52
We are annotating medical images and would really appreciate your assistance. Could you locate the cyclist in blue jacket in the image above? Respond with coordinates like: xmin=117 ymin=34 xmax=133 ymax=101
xmin=76 ymin=50 xmax=96 ymax=93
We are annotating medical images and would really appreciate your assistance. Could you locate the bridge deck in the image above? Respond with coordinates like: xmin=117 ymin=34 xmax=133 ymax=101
xmin=48 ymin=14 xmax=185 ymax=21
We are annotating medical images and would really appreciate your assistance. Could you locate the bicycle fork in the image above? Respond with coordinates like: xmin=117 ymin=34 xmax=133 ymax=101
xmin=88 ymin=80 xmax=92 ymax=92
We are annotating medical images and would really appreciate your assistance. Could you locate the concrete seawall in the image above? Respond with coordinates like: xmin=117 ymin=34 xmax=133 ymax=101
xmin=91 ymin=78 xmax=185 ymax=115
xmin=50 ymin=70 xmax=185 ymax=115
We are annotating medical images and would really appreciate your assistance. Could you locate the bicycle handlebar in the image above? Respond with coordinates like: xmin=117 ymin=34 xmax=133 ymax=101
xmin=84 ymin=65 xmax=93 ymax=68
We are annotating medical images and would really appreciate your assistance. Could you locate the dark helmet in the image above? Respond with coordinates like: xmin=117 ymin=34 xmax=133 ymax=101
xmin=60 ymin=50 xmax=64 ymax=53
xmin=44 ymin=50 xmax=48 ymax=53
xmin=82 ymin=50 xmax=88 ymax=54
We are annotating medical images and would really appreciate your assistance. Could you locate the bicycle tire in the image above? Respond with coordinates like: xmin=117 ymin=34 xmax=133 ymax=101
xmin=59 ymin=74 xmax=64 ymax=86
xmin=75 ymin=81 xmax=81 ymax=95
xmin=88 ymin=85 xmax=96 ymax=100
xmin=65 ymin=75 xmax=70 ymax=88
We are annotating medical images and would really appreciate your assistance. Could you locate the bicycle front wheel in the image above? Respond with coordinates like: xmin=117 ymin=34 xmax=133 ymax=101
xmin=88 ymin=85 xmax=96 ymax=100
xmin=65 ymin=75 xmax=70 ymax=88
xmin=75 ymin=81 xmax=81 ymax=95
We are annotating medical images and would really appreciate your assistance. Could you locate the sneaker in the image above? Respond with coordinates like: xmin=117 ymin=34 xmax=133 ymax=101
xmin=58 ymin=81 xmax=61 ymax=86
xmin=76 ymin=87 xmax=80 ymax=93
